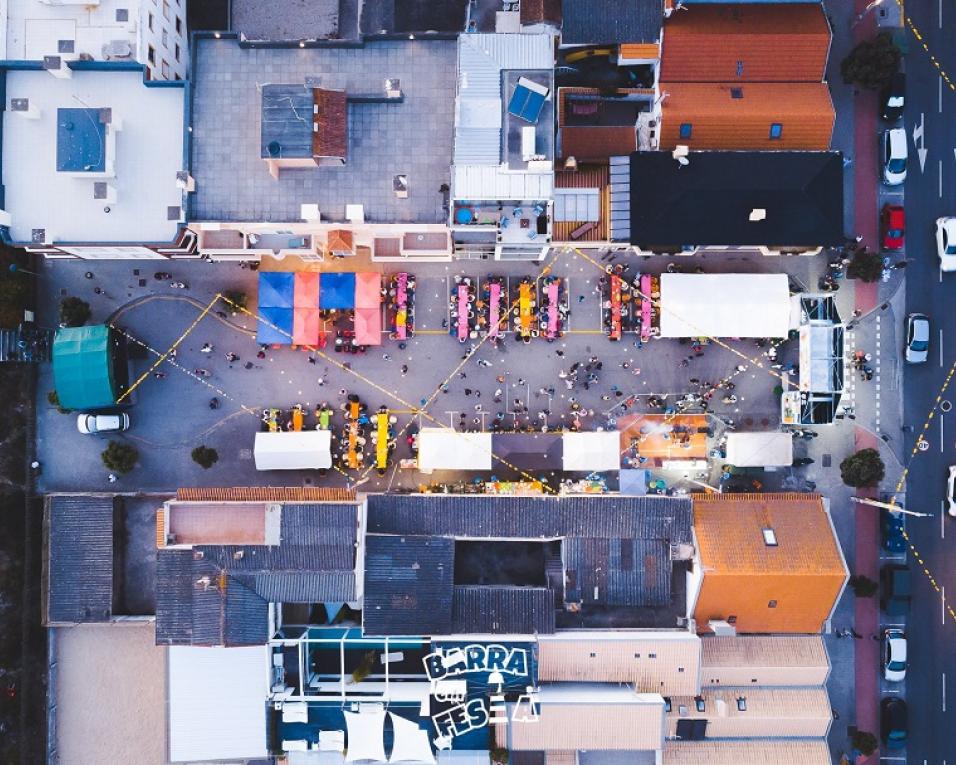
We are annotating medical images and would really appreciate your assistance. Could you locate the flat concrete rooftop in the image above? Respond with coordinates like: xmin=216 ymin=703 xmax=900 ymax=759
xmin=189 ymin=37 xmax=456 ymax=224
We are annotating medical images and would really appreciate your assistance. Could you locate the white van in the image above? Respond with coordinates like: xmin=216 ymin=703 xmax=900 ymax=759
xmin=77 ymin=413 xmax=130 ymax=434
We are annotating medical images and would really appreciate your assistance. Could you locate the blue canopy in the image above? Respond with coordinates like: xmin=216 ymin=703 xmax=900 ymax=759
xmin=257 ymin=306 xmax=293 ymax=345
xmin=258 ymin=271 xmax=294 ymax=308
xmin=319 ymin=272 xmax=356 ymax=309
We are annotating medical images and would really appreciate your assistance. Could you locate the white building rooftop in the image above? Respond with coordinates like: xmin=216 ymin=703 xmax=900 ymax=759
xmin=2 ymin=66 xmax=185 ymax=246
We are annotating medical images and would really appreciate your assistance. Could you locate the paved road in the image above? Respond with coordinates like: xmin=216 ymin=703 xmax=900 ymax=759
xmin=899 ymin=1 xmax=956 ymax=761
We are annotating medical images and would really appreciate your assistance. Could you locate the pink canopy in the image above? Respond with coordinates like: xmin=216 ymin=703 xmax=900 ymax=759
xmin=293 ymin=308 xmax=321 ymax=345
xmin=488 ymin=282 xmax=502 ymax=337
xmin=355 ymin=272 xmax=382 ymax=309
xmin=547 ymin=282 xmax=559 ymax=337
xmin=457 ymin=285 xmax=469 ymax=340
xmin=294 ymin=272 xmax=320 ymax=308
xmin=354 ymin=307 xmax=382 ymax=346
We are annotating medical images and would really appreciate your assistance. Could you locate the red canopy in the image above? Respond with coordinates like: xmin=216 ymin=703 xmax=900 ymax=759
xmin=293 ymin=307 xmax=321 ymax=345
xmin=355 ymin=272 xmax=382 ymax=309
xmin=354 ymin=307 xmax=382 ymax=346
xmin=294 ymin=272 xmax=320 ymax=308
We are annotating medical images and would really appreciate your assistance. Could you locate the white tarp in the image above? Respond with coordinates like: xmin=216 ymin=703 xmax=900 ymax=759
xmin=344 ymin=710 xmax=387 ymax=763
xmin=168 ymin=645 xmax=269 ymax=763
xmin=562 ymin=431 xmax=620 ymax=471
xmin=254 ymin=430 xmax=332 ymax=470
xmin=418 ymin=428 xmax=493 ymax=471
xmin=725 ymin=432 xmax=794 ymax=467
xmin=658 ymin=273 xmax=792 ymax=339
xmin=388 ymin=712 xmax=436 ymax=764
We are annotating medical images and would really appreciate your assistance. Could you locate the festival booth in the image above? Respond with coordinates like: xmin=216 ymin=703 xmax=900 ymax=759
xmin=619 ymin=413 xmax=711 ymax=469
xmin=320 ymin=272 xmax=357 ymax=310
xmin=292 ymin=272 xmax=323 ymax=346
xmin=52 ymin=325 xmax=130 ymax=410
xmin=449 ymin=276 xmax=477 ymax=342
xmin=417 ymin=428 xmax=493 ymax=472
xmin=257 ymin=272 xmax=295 ymax=345
xmin=539 ymin=276 xmax=565 ymax=340
xmin=492 ymin=432 xmax=563 ymax=471
xmin=354 ymin=272 xmax=383 ymax=347
xmin=483 ymin=276 xmax=506 ymax=340
xmin=658 ymin=273 xmax=791 ymax=339
xmin=253 ymin=430 xmax=332 ymax=470
xmin=338 ymin=710 xmax=435 ymax=765
xmin=725 ymin=432 xmax=794 ymax=468
xmin=389 ymin=273 xmax=416 ymax=340
xmin=562 ymin=431 xmax=620 ymax=472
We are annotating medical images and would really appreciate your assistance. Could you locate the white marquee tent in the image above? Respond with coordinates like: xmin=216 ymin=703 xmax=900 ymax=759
xmin=562 ymin=431 xmax=621 ymax=471
xmin=417 ymin=428 xmax=493 ymax=472
xmin=725 ymin=431 xmax=794 ymax=468
xmin=254 ymin=430 xmax=332 ymax=470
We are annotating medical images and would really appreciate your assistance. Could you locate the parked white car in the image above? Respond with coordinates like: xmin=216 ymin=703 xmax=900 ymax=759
xmin=947 ymin=465 xmax=956 ymax=517
xmin=904 ymin=313 xmax=929 ymax=364
xmin=76 ymin=413 xmax=130 ymax=434
xmin=883 ymin=628 xmax=907 ymax=682
xmin=882 ymin=128 xmax=907 ymax=186
xmin=937 ymin=217 xmax=956 ymax=271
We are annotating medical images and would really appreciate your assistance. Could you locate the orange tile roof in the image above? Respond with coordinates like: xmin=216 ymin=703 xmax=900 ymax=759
xmin=327 ymin=229 xmax=354 ymax=255
xmin=658 ymin=82 xmax=834 ymax=150
xmin=660 ymin=4 xmax=831 ymax=82
xmin=692 ymin=493 xmax=847 ymax=634
xmin=175 ymin=487 xmax=356 ymax=502
xmin=620 ymin=43 xmax=660 ymax=60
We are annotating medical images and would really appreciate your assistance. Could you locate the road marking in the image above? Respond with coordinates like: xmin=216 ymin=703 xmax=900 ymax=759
xmin=943 ymin=415 xmax=946 ymax=453
xmin=941 ymin=74 xmax=945 ymax=113
xmin=942 ymin=329 xmax=945 ymax=367
xmin=945 ymin=586 xmax=948 ymax=625
xmin=944 ymin=672 xmax=948 ymax=712
xmin=942 ymin=159 xmax=945 ymax=198
xmin=915 ymin=113 xmax=928 ymax=172
xmin=943 ymin=501 xmax=947 ymax=539
xmin=942 ymin=0 xmax=944 ymax=28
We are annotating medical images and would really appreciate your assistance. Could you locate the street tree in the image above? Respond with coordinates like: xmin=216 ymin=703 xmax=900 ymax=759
xmin=846 ymin=248 xmax=884 ymax=282
xmin=191 ymin=445 xmax=219 ymax=470
xmin=849 ymin=574 xmax=879 ymax=598
xmin=840 ymin=448 xmax=885 ymax=488
xmin=851 ymin=730 xmax=878 ymax=756
xmin=59 ymin=296 xmax=91 ymax=327
xmin=841 ymin=32 xmax=901 ymax=90
xmin=101 ymin=441 xmax=138 ymax=474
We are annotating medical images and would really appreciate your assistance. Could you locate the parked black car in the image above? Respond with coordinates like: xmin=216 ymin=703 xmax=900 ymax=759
xmin=881 ymin=564 xmax=912 ymax=615
xmin=881 ymin=697 xmax=908 ymax=750
xmin=881 ymin=510 xmax=906 ymax=553
xmin=881 ymin=70 xmax=906 ymax=122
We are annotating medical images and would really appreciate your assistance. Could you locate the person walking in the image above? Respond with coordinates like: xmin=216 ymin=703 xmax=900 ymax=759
xmin=200 ymin=342 xmax=213 ymax=354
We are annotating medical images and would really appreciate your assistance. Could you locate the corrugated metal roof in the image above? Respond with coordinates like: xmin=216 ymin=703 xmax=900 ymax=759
xmin=366 ymin=494 xmax=692 ymax=542
xmin=564 ymin=537 xmax=671 ymax=606
xmin=452 ymin=585 xmax=555 ymax=634
xmin=666 ymin=687 xmax=831 ymax=738
xmin=700 ymin=636 xmax=829 ymax=686
xmin=537 ymin=634 xmax=700 ymax=694
xmin=235 ymin=571 xmax=356 ymax=603
xmin=562 ymin=0 xmax=662 ymax=45
xmin=453 ymin=164 xmax=554 ymax=201
xmin=507 ymin=699 xmax=665 ymax=751
xmin=608 ymin=155 xmax=631 ymax=242
xmin=363 ymin=535 xmax=454 ymax=636
xmin=46 ymin=494 xmax=115 ymax=624
xmin=663 ymin=740 xmax=832 ymax=765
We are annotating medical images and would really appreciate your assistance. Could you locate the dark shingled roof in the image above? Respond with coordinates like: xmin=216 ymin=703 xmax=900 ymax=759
xmin=155 ymin=503 xmax=358 ymax=646
xmin=628 ymin=150 xmax=844 ymax=248
xmin=366 ymin=494 xmax=692 ymax=543
xmin=562 ymin=0 xmax=662 ymax=45
xmin=45 ymin=495 xmax=115 ymax=624
xmin=452 ymin=586 xmax=556 ymax=634
xmin=564 ymin=537 xmax=671 ymax=606
xmin=363 ymin=535 xmax=454 ymax=637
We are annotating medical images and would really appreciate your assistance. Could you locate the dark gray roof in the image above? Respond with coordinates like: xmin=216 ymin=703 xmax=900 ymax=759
xmin=564 ymin=537 xmax=671 ymax=606
xmin=492 ymin=433 xmax=563 ymax=471
xmin=452 ymin=586 xmax=555 ymax=634
xmin=562 ymin=0 xmax=662 ymax=45
xmin=363 ymin=535 xmax=454 ymax=637
xmin=46 ymin=495 xmax=115 ymax=624
xmin=628 ymin=151 xmax=845 ymax=248
xmin=156 ymin=502 xmax=358 ymax=646
xmin=366 ymin=495 xmax=692 ymax=543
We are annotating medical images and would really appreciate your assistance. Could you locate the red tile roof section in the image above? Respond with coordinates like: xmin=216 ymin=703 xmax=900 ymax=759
xmin=312 ymin=88 xmax=348 ymax=159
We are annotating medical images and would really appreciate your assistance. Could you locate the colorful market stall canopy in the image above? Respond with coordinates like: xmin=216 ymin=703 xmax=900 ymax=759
xmin=292 ymin=308 xmax=322 ymax=346
xmin=293 ymin=272 xmax=320 ymax=308
xmin=418 ymin=428 xmax=493 ymax=471
xmin=257 ymin=306 xmax=294 ymax=345
xmin=320 ymin=272 xmax=356 ymax=309
xmin=52 ymin=325 xmax=126 ymax=410
xmin=355 ymin=272 xmax=382 ymax=309
xmin=354 ymin=307 xmax=382 ymax=346
xmin=253 ymin=430 xmax=332 ymax=470
xmin=258 ymin=271 xmax=294 ymax=308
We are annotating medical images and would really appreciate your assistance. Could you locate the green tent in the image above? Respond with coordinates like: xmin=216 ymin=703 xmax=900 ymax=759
xmin=52 ymin=325 xmax=128 ymax=410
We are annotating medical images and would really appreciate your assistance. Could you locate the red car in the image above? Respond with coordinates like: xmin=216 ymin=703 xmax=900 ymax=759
xmin=881 ymin=204 xmax=905 ymax=250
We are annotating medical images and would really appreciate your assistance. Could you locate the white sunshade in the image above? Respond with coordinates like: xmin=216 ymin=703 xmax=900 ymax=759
xmin=167 ymin=645 xmax=269 ymax=763
xmin=254 ymin=430 xmax=332 ymax=470
xmin=389 ymin=712 xmax=436 ymax=764
xmin=725 ymin=432 xmax=794 ymax=468
xmin=344 ymin=710 xmax=387 ymax=763
xmin=417 ymin=428 xmax=493 ymax=471
xmin=658 ymin=273 xmax=791 ymax=339
xmin=562 ymin=431 xmax=620 ymax=471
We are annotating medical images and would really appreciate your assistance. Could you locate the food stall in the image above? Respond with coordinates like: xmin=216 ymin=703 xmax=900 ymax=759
xmin=417 ymin=428 xmax=493 ymax=473
xmin=389 ymin=272 xmax=415 ymax=340
xmin=449 ymin=276 xmax=477 ymax=343
xmin=253 ymin=430 xmax=332 ymax=471
xmin=539 ymin=276 xmax=565 ymax=341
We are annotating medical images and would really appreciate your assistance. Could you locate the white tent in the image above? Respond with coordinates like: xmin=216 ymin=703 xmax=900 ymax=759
xmin=658 ymin=273 xmax=792 ymax=339
xmin=417 ymin=428 xmax=493 ymax=472
xmin=562 ymin=431 xmax=620 ymax=471
xmin=388 ymin=712 xmax=436 ymax=764
xmin=344 ymin=710 xmax=387 ymax=763
xmin=254 ymin=430 xmax=332 ymax=470
xmin=167 ymin=645 xmax=269 ymax=763
xmin=725 ymin=432 xmax=794 ymax=468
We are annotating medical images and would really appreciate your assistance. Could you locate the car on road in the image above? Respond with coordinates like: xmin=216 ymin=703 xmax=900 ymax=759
xmin=881 ymin=697 xmax=908 ymax=750
xmin=880 ymin=70 xmax=906 ymax=122
xmin=881 ymin=564 xmax=912 ymax=615
xmin=881 ymin=509 xmax=907 ymax=552
xmin=881 ymin=204 xmax=905 ymax=250
xmin=76 ymin=413 xmax=130 ymax=435
xmin=883 ymin=628 xmax=907 ymax=682
xmin=937 ymin=217 xmax=956 ymax=271
xmin=882 ymin=127 xmax=907 ymax=185
xmin=947 ymin=465 xmax=956 ymax=517
xmin=904 ymin=313 xmax=930 ymax=364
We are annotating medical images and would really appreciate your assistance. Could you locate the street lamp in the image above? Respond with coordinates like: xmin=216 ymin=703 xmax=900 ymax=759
xmin=852 ymin=0 xmax=888 ymax=28
xmin=8 ymin=263 xmax=37 ymax=276
xmin=850 ymin=496 xmax=933 ymax=518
